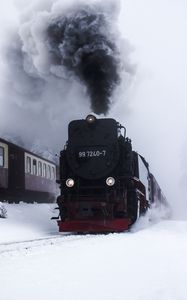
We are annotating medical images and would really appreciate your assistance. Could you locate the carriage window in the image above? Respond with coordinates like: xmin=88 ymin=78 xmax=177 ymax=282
xmin=38 ymin=161 xmax=42 ymax=176
xmin=43 ymin=163 xmax=47 ymax=178
xmin=52 ymin=166 xmax=56 ymax=180
xmin=47 ymin=165 xmax=51 ymax=179
xmin=0 ymin=147 xmax=4 ymax=167
xmin=26 ymin=156 xmax=31 ymax=173
xmin=33 ymin=159 xmax=37 ymax=175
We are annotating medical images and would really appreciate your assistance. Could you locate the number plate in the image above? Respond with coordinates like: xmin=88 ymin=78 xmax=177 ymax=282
xmin=78 ymin=150 xmax=106 ymax=158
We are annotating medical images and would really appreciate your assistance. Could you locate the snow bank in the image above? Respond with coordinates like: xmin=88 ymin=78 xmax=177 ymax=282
xmin=0 ymin=202 xmax=7 ymax=218
xmin=0 ymin=203 xmax=58 ymax=243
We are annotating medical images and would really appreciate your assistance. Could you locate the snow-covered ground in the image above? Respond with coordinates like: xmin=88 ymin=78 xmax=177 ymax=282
xmin=0 ymin=203 xmax=57 ymax=243
xmin=0 ymin=203 xmax=187 ymax=300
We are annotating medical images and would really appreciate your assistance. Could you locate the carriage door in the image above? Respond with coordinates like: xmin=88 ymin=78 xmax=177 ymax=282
xmin=8 ymin=145 xmax=25 ymax=191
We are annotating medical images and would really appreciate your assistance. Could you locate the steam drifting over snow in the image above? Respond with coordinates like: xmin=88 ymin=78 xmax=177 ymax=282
xmin=0 ymin=0 xmax=134 ymax=152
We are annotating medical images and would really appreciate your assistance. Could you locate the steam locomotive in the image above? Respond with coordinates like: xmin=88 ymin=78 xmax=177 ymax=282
xmin=0 ymin=138 xmax=57 ymax=203
xmin=55 ymin=115 xmax=168 ymax=232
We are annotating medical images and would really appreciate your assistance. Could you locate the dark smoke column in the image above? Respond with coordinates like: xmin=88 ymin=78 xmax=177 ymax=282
xmin=47 ymin=5 xmax=120 ymax=115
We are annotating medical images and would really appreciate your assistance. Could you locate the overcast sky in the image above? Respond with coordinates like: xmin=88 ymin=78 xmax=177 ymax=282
xmin=0 ymin=0 xmax=187 ymax=216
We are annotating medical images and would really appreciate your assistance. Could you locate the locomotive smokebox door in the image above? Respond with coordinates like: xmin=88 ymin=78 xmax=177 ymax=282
xmin=66 ymin=115 xmax=120 ymax=179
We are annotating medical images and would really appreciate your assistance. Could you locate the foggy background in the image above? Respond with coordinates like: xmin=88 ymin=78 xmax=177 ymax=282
xmin=0 ymin=0 xmax=187 ymax=218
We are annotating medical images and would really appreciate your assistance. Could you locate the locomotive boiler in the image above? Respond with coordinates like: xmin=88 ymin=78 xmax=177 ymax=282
xmin=55 ymin=115 xmax=168 ymax=232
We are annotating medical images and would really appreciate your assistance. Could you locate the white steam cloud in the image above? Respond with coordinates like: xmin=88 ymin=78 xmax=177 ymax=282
xmin=0 ymin=0 xmax=134 ymax=155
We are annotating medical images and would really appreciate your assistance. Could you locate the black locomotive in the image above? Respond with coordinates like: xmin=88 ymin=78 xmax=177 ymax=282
xmin=56 ymin=115 xmax=168 ymax=232
xmin=0 ymin=138 xmax=57 ymax=203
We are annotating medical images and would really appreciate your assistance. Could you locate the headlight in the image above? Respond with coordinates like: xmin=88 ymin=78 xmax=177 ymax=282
xmin=66 ymin=178 xmax=75 ymax=187
xmin=86 ymin=114 xmax=96 ymax=124
xmin=106 ymin=177 xmax=115 ymax=186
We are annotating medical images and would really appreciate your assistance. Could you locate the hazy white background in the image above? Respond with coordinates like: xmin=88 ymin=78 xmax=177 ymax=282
xmin=117 ymin=0 xmax=187 ymax=217
xmin=0 ymin=0 xmax=187 ymax=217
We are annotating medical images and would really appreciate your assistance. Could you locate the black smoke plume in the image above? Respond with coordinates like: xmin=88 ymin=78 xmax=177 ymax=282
xmin=47 ymin=6 xmax=120 ymax=114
